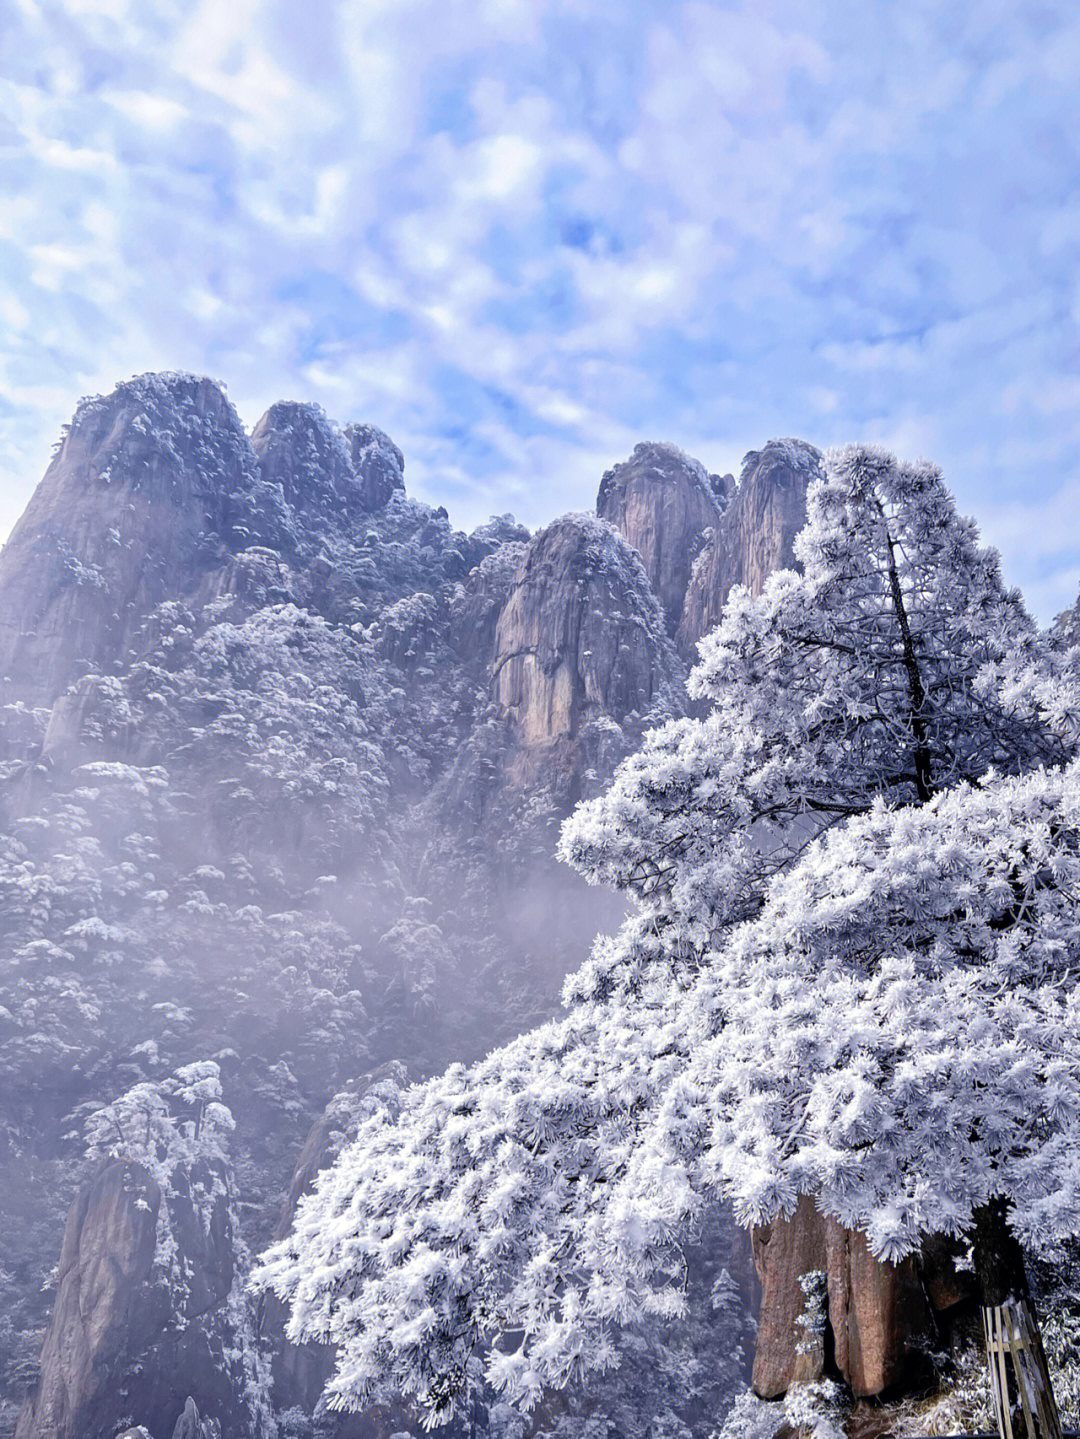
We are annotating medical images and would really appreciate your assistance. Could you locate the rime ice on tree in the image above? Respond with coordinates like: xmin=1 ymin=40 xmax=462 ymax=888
xmin=256 ymin=445 xmax=1080 ymax=1434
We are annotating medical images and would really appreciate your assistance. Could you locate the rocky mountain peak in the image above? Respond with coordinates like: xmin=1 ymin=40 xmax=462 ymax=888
xmin=343 ymin=422 xmax=406 ymax=510
xmin=678 ymin=437 xmax=821 ymax=652
xmin=492 ymin=512 xmax=683 ymax=763
xmin=0 ymin=373 xmax=263 ymax=708
xmin=738 ymin=436 xmax=821 ymax=492
xmin=596 ymin=440 xmax=729 ymax=634
xmin=70 ymin=371 xmax=240 ymax=449
xmin=250 ymin=401 xmax=360 ymax=521
xmin=52 ymin=371 xmax=252 ymax=513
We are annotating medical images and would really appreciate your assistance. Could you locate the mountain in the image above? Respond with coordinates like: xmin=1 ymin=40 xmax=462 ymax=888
xmin=678 ymin=438 xmax=819 ymax=650
xmin=0 ymin=373 xmax=828 ymax=1439
xmin=595 ymin=440 xmax=730 ymax=637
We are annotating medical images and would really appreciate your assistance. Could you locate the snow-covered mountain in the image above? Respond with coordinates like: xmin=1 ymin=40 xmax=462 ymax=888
xmin=0 ymin=373 xmax=819 ymax=1439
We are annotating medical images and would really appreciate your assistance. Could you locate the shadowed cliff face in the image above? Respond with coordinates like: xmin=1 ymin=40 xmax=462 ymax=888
xmin=678 ymin=438 xmax=821 ymax=652
xmin=491 ymin=513 xmax=684 ymax=764
xmin=596 ymin=441 xmax=729 ymax=635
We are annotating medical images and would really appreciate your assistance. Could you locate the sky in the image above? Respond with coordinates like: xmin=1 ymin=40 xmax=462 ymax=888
xmin=2 ymin=0 xmax=1079 ymax=619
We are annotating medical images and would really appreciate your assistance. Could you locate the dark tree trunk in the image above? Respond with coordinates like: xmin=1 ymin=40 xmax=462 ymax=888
xmin=970 ymin=1200 xmax=1062 ymax=1439
xmin=881 ymin=523 xmax=935 ymax=803
xmin=971 ymin=1199 xmax=1032 ymax=1307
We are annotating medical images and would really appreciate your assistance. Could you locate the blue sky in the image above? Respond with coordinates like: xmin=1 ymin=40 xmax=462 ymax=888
xmin=2 ymin=0 xmax=1079 ymax=618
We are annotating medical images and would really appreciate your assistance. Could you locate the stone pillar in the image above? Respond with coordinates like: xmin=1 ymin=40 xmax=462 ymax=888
xmin=751 ymin=1195 xmax=933 ymax=1399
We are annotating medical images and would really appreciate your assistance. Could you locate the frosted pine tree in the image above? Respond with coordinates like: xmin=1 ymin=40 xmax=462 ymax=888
xmin=616 ymin=763 xmax=1080 ymax=1439
xmin=255 ymin=446 xmax=1077 ymax=1432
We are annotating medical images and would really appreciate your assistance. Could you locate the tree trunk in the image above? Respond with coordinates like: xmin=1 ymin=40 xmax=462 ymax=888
xmin=971 ymin=1199 xmax=1062 ymax=1439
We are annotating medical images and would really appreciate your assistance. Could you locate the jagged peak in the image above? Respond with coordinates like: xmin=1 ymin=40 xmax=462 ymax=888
xmin=467 ymin=513 xmax=530 ymax=550
xmin=493 ymin=510 xmax=682 ymax=756
xmin=630 ymin=438 xmax=707 ymax=473
xmin=250 ymin=400 xmax=359 ymax=516
xmin=50 ymin=371 xmax=257 ymax=507
xmin=252 ymin=399 xmax=351 ymax=460
xmin=535 ymin=508 xmax=639 ymax=557
xmin=739 ymin=438 xmax=823 ymax=486
xmin=70 ymin=371 xmax=239 ymax=435
xmin=63 ymin=371 xmax=247 ymax=460
xmin=597 ymin=439 xmax=726 ymax=515
xmin=520 ymin=512 xmax=665 ymax=615
xmin=343 ymin=421 xmax=406 ymax=511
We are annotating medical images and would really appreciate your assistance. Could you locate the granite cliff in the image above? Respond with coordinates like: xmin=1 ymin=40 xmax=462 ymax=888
xmin=596 ymin=440 xmax=729 ymax=636
xmin=678 ymin=438 xmax=820 ymax=650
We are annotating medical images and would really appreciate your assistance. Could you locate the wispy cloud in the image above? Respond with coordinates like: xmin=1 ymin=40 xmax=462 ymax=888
xmin=2 ymin=0 xmax=1078 ymax=618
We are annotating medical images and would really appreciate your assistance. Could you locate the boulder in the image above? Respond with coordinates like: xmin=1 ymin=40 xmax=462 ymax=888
xmin=751 ymin=1195 xmax=933 ymax=1400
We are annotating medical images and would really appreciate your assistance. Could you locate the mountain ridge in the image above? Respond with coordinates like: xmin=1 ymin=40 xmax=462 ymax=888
xmin=0 ymin=372 xmax=821 ymax=1439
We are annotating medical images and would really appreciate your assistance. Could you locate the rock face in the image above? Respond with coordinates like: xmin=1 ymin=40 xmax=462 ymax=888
xmin=344 ymin=423 xmax=406 ymax=511
xmin=596 ymin=441 xmax=728 ymax=634
xmin=0 ymin=385 xmax=410 ymax=718
xmin=751 ymin=1195 xmax=934 ymax=1400
xmin=0 ymin=373 xmax=267 ymax=709
xmin=16 ymin=1159 xmax=251 ymax=1439
xmin=678 ymin=438 xmax=820 ymax=651
xmin=15 ymin=1162 xmax=161 ymax=1439
xmin=170 ymin=1398 xmax=221 ymax=1439
xmin=250 ymin=401 xmax=363 ymax=528
xmin=491 ymin=514 xmax=683 ymax=766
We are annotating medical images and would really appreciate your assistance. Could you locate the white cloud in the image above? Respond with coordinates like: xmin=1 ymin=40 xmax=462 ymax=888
xmin=0 ymin=0 xmax=1078 ymax=619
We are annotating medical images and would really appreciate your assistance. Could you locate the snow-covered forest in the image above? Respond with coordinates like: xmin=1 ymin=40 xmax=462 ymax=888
xmin=4 ymin=373 xmax=1080 ymax=1439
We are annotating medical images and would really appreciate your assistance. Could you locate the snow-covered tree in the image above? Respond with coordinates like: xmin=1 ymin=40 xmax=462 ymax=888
xmin=256 ymin=445 xmax=1079 ymax=1429
xmin=562 ymin=443 xmax=1066 ymax=982
xmin=615 ymin=761 xmax=1080 ymax=1437
xmin=84 ymin=1060 xmax=235 ymax=1227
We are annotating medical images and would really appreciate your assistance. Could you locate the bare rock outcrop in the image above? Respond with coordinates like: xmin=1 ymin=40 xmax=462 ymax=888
xmin=0 ymin=374 xmax=271 ymax=709
xmin=678 ymin=439 xmax=821 ymax=651
xmin=16 ymin=1158 xmax=252 ymax=1439
xmin=251 ymin=401 xmax=364 ymax=527
xmin=170 ymin=1396 xmax=221 ymax=1439
xmin=751 ymin=1195 xmax=934 ymax=1400
xmin=15 ymin=1162 xmax=162 ymax=1439
xmin=491 ymin=514 xmax=684 ymax=770
xmin=596 ymin=441 xmax=728 ymax=634
xmin=344 ymin=423 xmax=406 ymax=511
